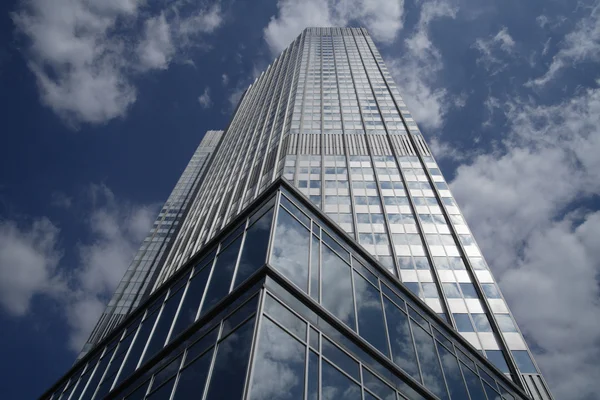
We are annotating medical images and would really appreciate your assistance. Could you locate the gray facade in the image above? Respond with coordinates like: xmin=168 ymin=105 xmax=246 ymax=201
xmin=78 ymin=130 xmax=223 ymax=359
xmin=153 ymin=28 xmax=552 ymax=398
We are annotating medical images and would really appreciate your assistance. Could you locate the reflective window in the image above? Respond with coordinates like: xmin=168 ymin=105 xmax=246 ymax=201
xmin=481 ymin=284 xmax=501 ymax=298
xmin=472 ymin=314 xmax=492 ymax=332
xmin=321 ymin=244 xmax=356 ymax=329
xmin=173 ymin=348 xmax=213 ymax=398
xmin=170 ymin=267 xmax=211 ymax=341
xmin=118 ymin=311 xmax=159 ymax=382
xmin=146 ymin=377 xmax=175 ymax=399
xmin=411 ymin=323 xmax=448 ymax=400
xmin=459 ymin=283 xmax=478 ymax=298
xmin=235 ymin=208 xmax=273 ymax=287
xmin=486 ymin=350 xmax=510 ymax=374
xmin=382 ymin=297 xmax=420 ymax=380
xmin=249 ymin=317 xmax=305 ymax=399
xmin=264 ymin=295 xmax=306 ymax=339
xmin=321 ymin=360 xmax=361 ymax=399
xmin=322 ymin=337 xmax=360 ymax=380
xmin=307 ymin=351 xmax=319 ymax=400
xmin=310 ymin=235 xmax=320 ymax=301
xmin=143 ymin=289 xmax=185 ymax=362
xmin=443 ymin=283 xmax=461 ymax=298
xmin=271 ymin=208 xmax=310 ymax=291
xmin=353 ymin=271 xmax=389 ymax=356
xmin=201 ymin=236 xmax=243 ymax=315
xmin=511 ymin=351 xmax=537 ymax=373
xmin=495 ymin=314 xmax=517 ymax=332
xmin=362 ymin=367 xmax=395 ymax=400
xmin=204 ymin=317 xmax=256 ymax=399
xmin=462 ymin=364 xmax=487 ymax=400
xmin=436 ymin=342 xmax=470 ymax=400
xmin=454 ymin=314 xmax=474 ymax=332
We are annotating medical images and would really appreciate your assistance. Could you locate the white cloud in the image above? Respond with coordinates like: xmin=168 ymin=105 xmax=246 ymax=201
xmin=450 ymin=86 xmax=600 ymax=398
xmin=198 ymin=87 xmax=212 ymax=109
xmin=51 ymin=191 xmax=73 ymax=209
xmin=387 ymin=0 xmax=457 ymax=130
xmin=472 ymin=27 xmax=516 ymax=74
xmin=0 ymin=184 xmax=156 ymax=352
xmin=12 ymin=0 xmax=224 ymax=126
xmin=263 ymin=0 xmax=404 ymax=55
xmin=221 ymin=73 xmax=229 ymax=86
xmin=0 ymin=218 xmax=64 ymax=316
xmin=529 ymin=3 xmax=600 ymax=86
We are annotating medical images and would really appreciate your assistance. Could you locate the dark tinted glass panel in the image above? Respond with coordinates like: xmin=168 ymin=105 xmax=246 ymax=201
xmin=222 ymin=295 xmax=259 ymax=337
xmin=383 ymin=297 xmax=420 ymax=380
xmin=271 ymin=208 xmax=310 ymax=291
xmin=152 ymin=355 xmax=182 ymax=390
xmin=436 ymin=342 xmax=469 ymax=400
xmin=204 ymin=317 xmax=256 ymax=400
xmin=321 ymin=360 xmax=361 ymax=399
xmin=249 ymin=317 xmax=306 ymax=399
xmin=117 ymin=312 xmax=159 ymax=384
xmin=462 ymin=363 xmax=487 ymax=400
xmin=170 ymin=266 xmax=211 ymax=341
xmin=222 ymin=223 xmax=245 ymax=248
xmin=362 ymin=368 xmax=395 ymax=400
xmin=147 ymin=377 xmax=175 ymax=399
xmin=124 ymin=381 xmax=150 ymax=400
xmin=201 ymin=236 xmax=243 ymax=315
xmin=322 ymin=231 xmax=349 ymax=262
xmin=310 ymin=235 xmax=320 ymax=301
xmin=321 ymin=244 xmax=356 ymax=329
xmin=353 ymin=271 xmax=389 ymax=356
xmin=411 ymin=323 xmax=448 ymax=400
xmin=143 ymin=289 xmax=185 ymax=362
xmin=459 ymin=283 xmax=478 ymax=298
xmin=80 ymin=353 xmax=111 ymax=399
xmin=184 ymin=327 xmax=218 ymax=365
xmin=309 ymin=327 xmax=319 ymax=350
xmin=69 ymin=369 xmax=92 ymax=400
xmin=454 ymin=314 xmax=474 ymax=332
xmin=484 ymin=382 xmax=502 ymax=400
xmin=381 ymin=284 xmax=405 ymax=310
xmin=486 ymin=350 xmax=510 ymax=374
xmin=173 ymin=349 xmax=213 ymax=399
xmin=264 ymin=295 xmax=306 ymax=339
xmin=307 ymin=351 xmax=319 ymax=400
xmin=511 ymin=351 xmax=537 ymax=373
xmin=234 ymin=208 xmax=273 ymax=287
xmin=322 ymin=337 xmax=359 ymax=380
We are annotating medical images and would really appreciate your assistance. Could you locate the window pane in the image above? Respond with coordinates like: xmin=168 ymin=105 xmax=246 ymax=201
xmin=362 ymin=368 xmax=395 ymax=400
xmin=462 ymin=364 xmax=487 ymax=400
xmin=264 ymin=295 xmax=306 ymax=339
xmin=310 ymin=235 xmax=320 ymax=301
xmin=249 ymin=317 xmax=306 ymax=399
xmin=486 ymin=350 xmax=509 ymax=374
xmin=143 ymin=289 xmax=185 ymax=362
xmin=271 ymin=208 xmax=310 ymax=292
xmin=201 ymin=236 xmax=243 ymax=315
xmin=472 ymin=314 xmax=492 ymax=332
xmin=321 ymin=244 xmax=356 ymax=330
xmin=173 ymin=348 xmax=214 ymax=399
xmin=116 ymin=312 xmax=158 ymax=383
xmin=353 ymin=272 xmax=388 ymax=356
xmin=307 ymin=351 xmax=319 ymax=400
xmin=511 ymin=350 xmax=537 ymax=373
xmin=322 ymin=337 xmax=359 ymax=380
xmin=454 ymin=314 xmax=474 ymax=332
xmin=436 ymin=342 xmax=469 ymax=400
xmin=146 ymin=377 xmax=175 ymax=399
xmin=170 ymin=266 xmax=211 ymax=341
xmin=235 ymin=208 xmax=273 ymax=287
xmin=204 ymin=317 xmax=256 ymax=400
xmin=383 ymin=297 xmax=420 ymax=380
xmin=495 ymin=314 xmax=517 ymax=332
xmin=321 ymin=360 xmax=361 ymax=400
xmin=411 ymin=323 xmax=448 ymax=400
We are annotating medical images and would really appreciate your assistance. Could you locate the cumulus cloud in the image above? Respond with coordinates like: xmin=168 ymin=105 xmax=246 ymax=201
xmin=198 ymin=87 xmax=212 ymax=109
xmin=450 ymin=86 xmax=600 ymax=398
xmin=0 ymin=218 xmax=64 ymax=315
xmin=529 ymin=3 xmax=600 ymax=86
xmin=11 ymin=0 xmax=224 ymax=126
xmin=263 ymin=0 xmax=404 ymax=55
xmin=0 ymin=184 xmax=156 ymax=352
xmin=387 ymin=0 xmax=457 ymax=130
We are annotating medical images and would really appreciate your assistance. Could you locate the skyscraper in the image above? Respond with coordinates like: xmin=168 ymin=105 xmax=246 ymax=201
xmin=42 ymin=28 xmax=553 ymax=400
xmin=78 ymin=130 xmax=223 ymax=359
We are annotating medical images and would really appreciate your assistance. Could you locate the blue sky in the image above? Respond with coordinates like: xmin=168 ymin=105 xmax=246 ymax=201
xmin=0 ymin=0 xmax=599 ymax=398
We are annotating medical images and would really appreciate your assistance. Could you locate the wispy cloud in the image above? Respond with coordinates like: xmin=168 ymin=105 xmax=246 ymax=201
xmin=11 ymin=0 xmax=224 ymax=126
xmin=472 ymin=27 xmax=516 ymax=74
xmin=198 ymin=87 xmax=212 ymax=109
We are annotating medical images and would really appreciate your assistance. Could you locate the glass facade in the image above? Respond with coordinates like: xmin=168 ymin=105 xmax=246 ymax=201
xmin=41 ymin=185 xmax=533 ymax=400
xmin=43 ymin=28 xmax=553 ymax=400
xmin=78 ymin=131 xmax=223 ymax=359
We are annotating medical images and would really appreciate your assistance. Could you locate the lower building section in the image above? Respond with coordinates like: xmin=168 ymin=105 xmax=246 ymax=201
xmin=42 ymin=180 xmax=531 ymax=400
